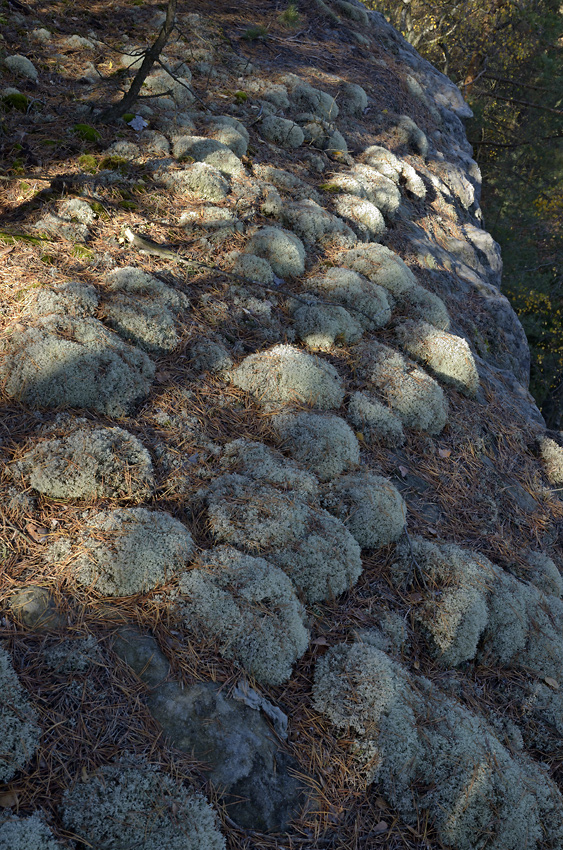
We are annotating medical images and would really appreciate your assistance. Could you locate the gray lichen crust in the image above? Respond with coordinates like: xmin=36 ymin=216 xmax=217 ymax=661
xmin=13 ymin=426 xmax=154 ymax=500
xmin=70 ymin=508 xmax=194 ymax=596
xmin=178 ymin=546 xmax=309 ymax=685
xmin=61 ymin=755 xmax=226 ymax=850
xmin=0 ymin=644 xmax=41 ymax=783
xmin=230 ymin=344 xmax=345 ymax=409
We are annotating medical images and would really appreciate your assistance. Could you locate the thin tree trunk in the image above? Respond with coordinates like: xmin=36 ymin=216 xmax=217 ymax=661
xmin=98 ymin=0 xmax=177 ymax=124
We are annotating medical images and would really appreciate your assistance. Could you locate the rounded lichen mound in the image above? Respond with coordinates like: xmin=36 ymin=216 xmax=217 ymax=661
xmin=0 ymin=644 xmax=41 ymax=783
xmin=320 ymin=472 xmax=406 ymax=550
xmin=205 ymin=473 xmax=310 ymax=551
xmin=391 ymin=537 xmax=491 ymax=666
xmin=61 ymin=755 xmax=226 ymax=850
xmin=71 ymin=508 xmax=194 ymax=596
xmin=230 ymin=344 xmax=345 ymax=409
xmin=333 ymin=194 xmax=386 ymax=241
xmin=394 ymin=320 xmax=479 ymax=397
xmin=313 ymin=641 xmax=563 ymax=850
xmin=0 ymin=316 xmax=155 ymax=416
xmin=220 ymin=439 xmax=319 ymax=497
xmin=292 ymin=299 xmax=363 ymax=350
xmin=302 ymin=267 xmax=391 ymax=331
xmin=539 ymin=435 xmax=563 ymax=485
xmin=13 ymin=426 xmax=153 ymax=500
xmin=269 ymin=508 xmax=362 ymax=603
xmin=102 ymin=266 xmax=189 ymax=355
xmin=244 ymin=226 xmax=306 ymax=277
xmin=340 ymin=243 xmax=417 ymax=297
xmin=355 ymin=340 xmax=448 ymax=435
xmin=178 ymin=546 xmax=309 ymax=685
xmin=0 ymin=813 xmax=68 ymax=850
xmin=347 ymin=391 xmax=405 ymax=448
xmin=272 ymin=411 xmax=360 ymax=481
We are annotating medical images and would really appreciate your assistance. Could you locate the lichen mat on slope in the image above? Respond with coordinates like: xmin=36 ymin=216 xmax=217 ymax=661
xmin=1 ymin=1 xmax=562 ymax=848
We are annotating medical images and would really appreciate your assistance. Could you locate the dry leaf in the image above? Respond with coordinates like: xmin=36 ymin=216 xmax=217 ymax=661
xmin=544 ymin=676 xmax=559 ymax=690
xmin=375 ymin=796 xmax=388 ymax=809
xmin=373 ymin=821 xmax=388 ymax=834
xmin=438 ymin=448 xmax=451 ymax=458
xmin=313 ymin=636 xmax=329 ymax=646
xmin=155 ymin=370 xmax=171 ymax=383
xmin=427 ymin=527 xmax=438 ymax=536
xmin=407 ymin=592 xmax=424 ymax=603
xmin=355 ymin=431 xmax=365 ymax=443
xmin=0 ymin=246 xmax=14 ymax=259
xmin=26 ymin=523 xmax=48 ymax=543
xmin=81 ymin=765 xmax=89 ymax=782
xmin=0 ymin=791 xmax=17 ymax=808
xmin=413 ymin=659 xmax=420 ymax=669
xmin=398 ymin=465 xmax=408 ymax=477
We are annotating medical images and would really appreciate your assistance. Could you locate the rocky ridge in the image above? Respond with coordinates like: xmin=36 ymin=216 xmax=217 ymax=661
xmin=1 ymin=1 xmax=563 ymax=848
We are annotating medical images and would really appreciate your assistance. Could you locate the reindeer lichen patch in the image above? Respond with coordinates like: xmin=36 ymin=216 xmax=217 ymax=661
xmin=394 ymin=320 xmax=479 ymax=397
xmin=13 ymin=425 xmax=154 ymax=500
xmin=0 ymin=316 xmax=155 ymax=416
xmin=0 ymin=644 xmax=41 ymax=782
xmin=355 ymin=340 xmax=448 ymax=434
xmin=272 ymin=411 xmax=360 ymax=481
xmin=321 ymin=472 xmax=406 ymax=550
xmin=178 ymin=546 xmax=309 ymax=685
xmin=70 ymin=508 xmax=194 ymax=596
xmin=230 ymin=344 xmax=345 ymax=409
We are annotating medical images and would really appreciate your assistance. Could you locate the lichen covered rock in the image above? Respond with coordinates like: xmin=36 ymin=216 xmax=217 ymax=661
xmin=302 ymin=266 xmax=391 ymax=330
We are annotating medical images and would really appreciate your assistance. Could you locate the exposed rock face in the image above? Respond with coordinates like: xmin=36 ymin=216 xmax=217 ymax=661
xmin=1 ymin=0 xmax=561 ymax=847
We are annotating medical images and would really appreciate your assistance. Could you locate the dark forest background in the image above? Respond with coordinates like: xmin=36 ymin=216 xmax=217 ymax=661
xmin=368 ymin=0 xmax=563 ymax=426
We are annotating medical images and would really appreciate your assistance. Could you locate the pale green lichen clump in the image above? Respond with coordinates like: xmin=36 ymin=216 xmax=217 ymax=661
xmin=71 ymin=508 xmax=194 ymax=595
xmin=178 ymin=546 xmax=309 ymax=685
xmin=321 ymin=472 xmax=406 ymax=550
xmin=204 ymin=473 xmax=362 ymax=602
xmin=272 ymin=411 xmax=360 ymax=480
xmin=62 ymin=755 xmax=226 ymax=850
xmin=0 ymin=814 xmax=68 ymax=850
xmin=0 ymin=644 xmax=41 ymax=782
xmin=539 ymin=435 xmax=563 ymax=485
xmin=347 ymin=391 xmax=405 ymax=447
xmin=0 ymin=315 xmax=155 ymax=416
xmin=269 ymin=507 xmax=362 ymax=602
xmin=392 ymin=537 xmax=492 ymax=666
xmin=395 ymin=320 xmax=479 ymax=397
xmin=355 ymin=340 xmax=448 ymax=435
xmin=313 ymin=641 xmax=563 ymax=850
xmin=302 ymin=267 xmax=391 ymax=331
xmin=231 ymin=344 xmax=345 ymax=409
xmin=13 ymin=426 xmax=154 ymax=500
xmin=220 ymin=439 xmax=319 ymax=497
xmin=245 ymin=226 xmax=306 ymax=277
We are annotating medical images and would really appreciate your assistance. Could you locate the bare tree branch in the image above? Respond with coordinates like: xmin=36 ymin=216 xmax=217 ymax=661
xmin=98 ymin=0 xmax=177 ymax=124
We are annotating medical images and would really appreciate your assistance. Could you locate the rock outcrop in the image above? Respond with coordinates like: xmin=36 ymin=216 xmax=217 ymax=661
xmin=1 ymin=1 xmax=562 ymax=848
